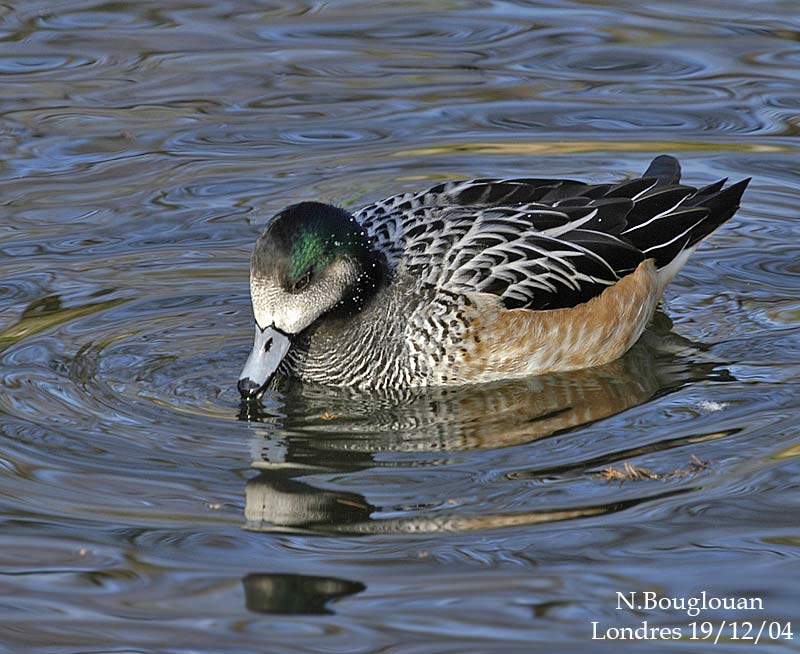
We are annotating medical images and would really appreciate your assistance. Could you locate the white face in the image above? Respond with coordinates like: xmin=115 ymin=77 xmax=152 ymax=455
xmin=250 ymin=258 xmax=360 ymax=334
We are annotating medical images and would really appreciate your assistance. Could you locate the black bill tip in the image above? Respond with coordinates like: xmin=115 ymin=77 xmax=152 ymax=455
xmin=238 ymin=377 xmax=263 ymax=400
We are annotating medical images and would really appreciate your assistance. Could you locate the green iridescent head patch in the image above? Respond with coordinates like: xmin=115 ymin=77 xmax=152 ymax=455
xmin=288 ymin=229 xmax=319 ymax=280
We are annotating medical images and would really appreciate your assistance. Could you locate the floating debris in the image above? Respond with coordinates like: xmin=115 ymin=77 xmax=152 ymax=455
xmin=598 ymin=455 xmax=708 ymax=483
xmin=697 ymin=400 xmax=728 ymax=412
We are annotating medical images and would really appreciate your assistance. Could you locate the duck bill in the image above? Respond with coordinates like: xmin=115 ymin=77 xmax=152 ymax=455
xmin=238 ymin=324 xmax=292 ymax=399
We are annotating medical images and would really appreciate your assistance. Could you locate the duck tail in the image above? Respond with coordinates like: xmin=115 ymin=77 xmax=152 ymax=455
xmin=619 ymin=159 xmax=750 ymax=293
xmin=682 ymin=177 xmax=751 ymax=247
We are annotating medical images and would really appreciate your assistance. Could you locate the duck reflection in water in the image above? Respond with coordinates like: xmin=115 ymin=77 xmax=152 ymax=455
xmin=242 ymin=573 xmax=365 ymax=615
xmin=240 ymin=313 xmax=731 ymax=536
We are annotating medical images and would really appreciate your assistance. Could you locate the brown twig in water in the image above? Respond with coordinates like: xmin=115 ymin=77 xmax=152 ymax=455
xmin=598 ymin=455 xmax=708 ymax=483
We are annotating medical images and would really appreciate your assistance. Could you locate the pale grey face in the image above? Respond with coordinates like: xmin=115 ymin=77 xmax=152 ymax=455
xmin=250 ymin=257 xmax=361 ymax=335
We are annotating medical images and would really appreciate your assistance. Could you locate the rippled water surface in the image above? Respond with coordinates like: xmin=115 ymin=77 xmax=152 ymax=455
xmin=1 ymin=1 xmax=799 ymax=652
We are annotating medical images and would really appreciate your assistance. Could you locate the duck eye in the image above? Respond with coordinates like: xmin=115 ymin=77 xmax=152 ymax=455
xmin=293 ymin=271 xmax=312 ymax=292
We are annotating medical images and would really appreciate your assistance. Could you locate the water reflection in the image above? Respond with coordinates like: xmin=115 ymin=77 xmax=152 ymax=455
xmin=243 ymin=314 xmax=720 ymax=535
xmin=245 ymin=472 xmax=375 ymax=533
xmin=0 ymin=294 xmax=124 ymax=353
xmin=242 ymin=573 xmax=365 ymax=615
xmin=244 ymin=465 xmax=693 ymax=536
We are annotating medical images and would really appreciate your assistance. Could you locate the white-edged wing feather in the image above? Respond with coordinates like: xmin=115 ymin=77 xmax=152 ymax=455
xmin=353 ymin=162 xmax=748 ymax=311
xmin=357 ymin=198 xmax=644 ymax=310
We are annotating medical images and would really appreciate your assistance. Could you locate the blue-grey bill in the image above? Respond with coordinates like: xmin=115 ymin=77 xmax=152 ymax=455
xmin=238 ymin=324 xmax=292 ymax=399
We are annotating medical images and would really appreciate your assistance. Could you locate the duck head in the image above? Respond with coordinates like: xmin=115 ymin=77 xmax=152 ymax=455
xmin=238 ymin=202 xmax=381 ymax=399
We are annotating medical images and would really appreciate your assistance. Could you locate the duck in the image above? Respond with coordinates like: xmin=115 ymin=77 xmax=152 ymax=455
xmin=238 ymin=155 xmax=749 ymax=397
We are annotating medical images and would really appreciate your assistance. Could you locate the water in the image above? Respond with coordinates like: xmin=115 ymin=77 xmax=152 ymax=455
xmin=1 ymin=1 xmax=799 ymax=652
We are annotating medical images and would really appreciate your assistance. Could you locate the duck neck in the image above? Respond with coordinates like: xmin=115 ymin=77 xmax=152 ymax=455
xmin=282 ymin=269 xmax=418 ymax=388
xmin=326 ymin=244 xmax=386 ymax=321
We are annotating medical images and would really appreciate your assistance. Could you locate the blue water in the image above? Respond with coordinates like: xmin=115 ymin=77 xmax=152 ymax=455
xmin=1 ymin=1 xmax=799 ymax=652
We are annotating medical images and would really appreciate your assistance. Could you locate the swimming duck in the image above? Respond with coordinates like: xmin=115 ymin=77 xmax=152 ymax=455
xmin=238 ymin=156 xmax=748 ymax=397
